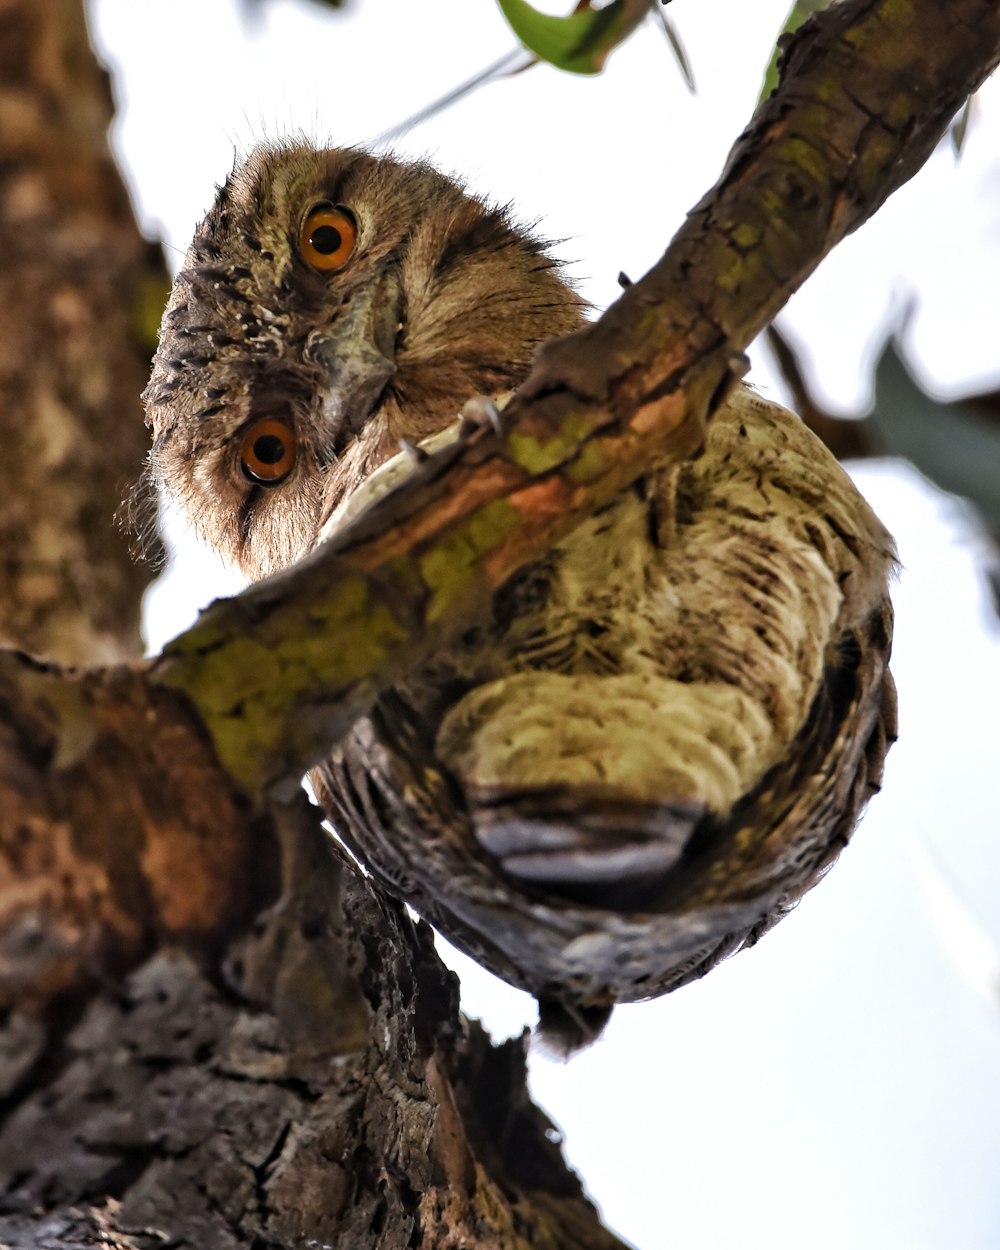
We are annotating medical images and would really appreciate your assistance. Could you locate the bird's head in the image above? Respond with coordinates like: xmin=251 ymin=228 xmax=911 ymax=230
xmin=143 ymin=142 xmax=585 ymax=579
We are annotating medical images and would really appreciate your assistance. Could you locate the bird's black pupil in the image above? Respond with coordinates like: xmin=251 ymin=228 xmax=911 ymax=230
xmin=310 ymin=224 xmax=342 ymax=255
xmin=253 ymin=434 xmax=286 ymax=465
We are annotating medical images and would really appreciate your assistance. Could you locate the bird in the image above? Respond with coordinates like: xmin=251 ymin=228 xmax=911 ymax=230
xmin=143 ymin=141 xmax=897 ymax=1051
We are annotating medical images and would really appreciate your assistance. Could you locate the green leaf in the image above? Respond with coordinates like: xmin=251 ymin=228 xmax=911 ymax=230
xmin=496 ymin=0 xmax=651 ymax=75
xmin=758 ymin=0 xmax=828 ymax=104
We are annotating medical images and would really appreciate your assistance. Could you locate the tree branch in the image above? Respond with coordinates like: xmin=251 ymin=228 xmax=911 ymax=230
xmin=5 ymin=0 xmax=994 ymax=1039
xmin=3 ymin=0 xmax=995 ymax=1067
xmin=150 ymin=0 xmax=1000 ymax=797
xmin=3 ymin=0 xmax=998 ymax=1245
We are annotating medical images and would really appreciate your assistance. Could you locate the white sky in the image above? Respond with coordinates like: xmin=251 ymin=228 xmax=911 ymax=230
xmin=88 ymin=3 xmax=1000 ymax=1247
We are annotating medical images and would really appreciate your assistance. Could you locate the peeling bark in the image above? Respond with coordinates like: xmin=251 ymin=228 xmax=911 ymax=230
xmin=2 ymin=0 xmax=999 ymax=1246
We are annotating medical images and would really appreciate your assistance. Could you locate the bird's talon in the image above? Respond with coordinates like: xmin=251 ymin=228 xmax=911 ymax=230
xmin=728 ymin=351 xmax=750 ymax=379
xmin=460 ymin=396 xmax=507 ymax=440
xmin=398 ymin=437 xmax=428 ymax=464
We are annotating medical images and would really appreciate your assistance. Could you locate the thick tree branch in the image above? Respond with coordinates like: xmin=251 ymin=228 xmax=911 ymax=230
xmin=149 ymin=0 xmax=1000 ymax=797
xmin=2 ymin=1 xmax=996 ymax=1246
xmin=4 ymin=0 xmax=994 ymax=1047
xmin=6 ymin=0 xmax=998 ymax=1006
xmin=0 ymin=653 xmax=278 ymax=1017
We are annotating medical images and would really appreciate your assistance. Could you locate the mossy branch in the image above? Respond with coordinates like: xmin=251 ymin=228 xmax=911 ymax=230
xmin=150 ymin=0 xmax=1000 ymax=798
xmin=2 ymin=4 xmax=997 ymax=1240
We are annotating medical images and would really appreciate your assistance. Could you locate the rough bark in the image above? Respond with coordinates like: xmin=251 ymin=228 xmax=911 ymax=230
xmin=1 ymin=0 xmax=999 ymax=1247
xmin=1 ymin=786 xmax=620 ymax=1249
xmin=0 ymin=3 xmax=633 ymax=1246
xmin=0 ymin=0 xmax=165 ymax=665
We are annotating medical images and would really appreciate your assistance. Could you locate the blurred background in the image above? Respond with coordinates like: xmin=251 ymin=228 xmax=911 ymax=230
xmin=87 ymin=2 xmax=1000 ymax=1246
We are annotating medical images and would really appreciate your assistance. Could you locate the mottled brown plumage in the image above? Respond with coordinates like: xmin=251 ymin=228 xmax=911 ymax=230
xmin=145 ymin=141 xmax=896 ymax=1050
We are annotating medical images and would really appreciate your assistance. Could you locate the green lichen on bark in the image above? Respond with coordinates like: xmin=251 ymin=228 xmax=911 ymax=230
xmin=4 ymin=1 xmax=1000 ymax=1246
xmin=421 ymin=499 xmax=523 ymax=621
xmin=506 ymin=407 xmax=604 ymax=475
xmin=156 ymin=572 xmax=411 ymax=790
xmin=147 ymin=0 xmax=1000 ymax=824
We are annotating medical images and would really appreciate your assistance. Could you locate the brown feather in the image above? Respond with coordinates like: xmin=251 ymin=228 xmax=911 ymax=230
xmin=147 ymin=143 xmax=895 ymax=1051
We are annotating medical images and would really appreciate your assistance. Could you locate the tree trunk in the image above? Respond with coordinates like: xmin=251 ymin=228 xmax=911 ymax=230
xmin=1 ymin=0 xmax=999 ymax=1246
xmin=0 ymin=0 xmax=163 ymax=665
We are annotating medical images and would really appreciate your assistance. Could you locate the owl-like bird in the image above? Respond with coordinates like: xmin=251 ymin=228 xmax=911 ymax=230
xmin=144 ymin=142 xmax=896 ymax=1049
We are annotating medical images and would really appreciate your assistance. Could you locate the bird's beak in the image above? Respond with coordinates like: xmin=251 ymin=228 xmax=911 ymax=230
xmin=308 ymin=269 xmax=402 ymax=442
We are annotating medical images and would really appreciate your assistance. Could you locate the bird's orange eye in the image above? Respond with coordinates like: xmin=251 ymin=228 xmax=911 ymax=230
xmin=240 ymin=419 xmax=297 ymax=484
xmin=299 ymin=205 xmax=357 ymax=272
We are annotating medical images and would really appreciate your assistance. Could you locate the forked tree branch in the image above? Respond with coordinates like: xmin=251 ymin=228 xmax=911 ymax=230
xmin=3 ymin=0 xmax=997 ymax=1023
xmin=2 ymin=2 xmax=998 ymax=1246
